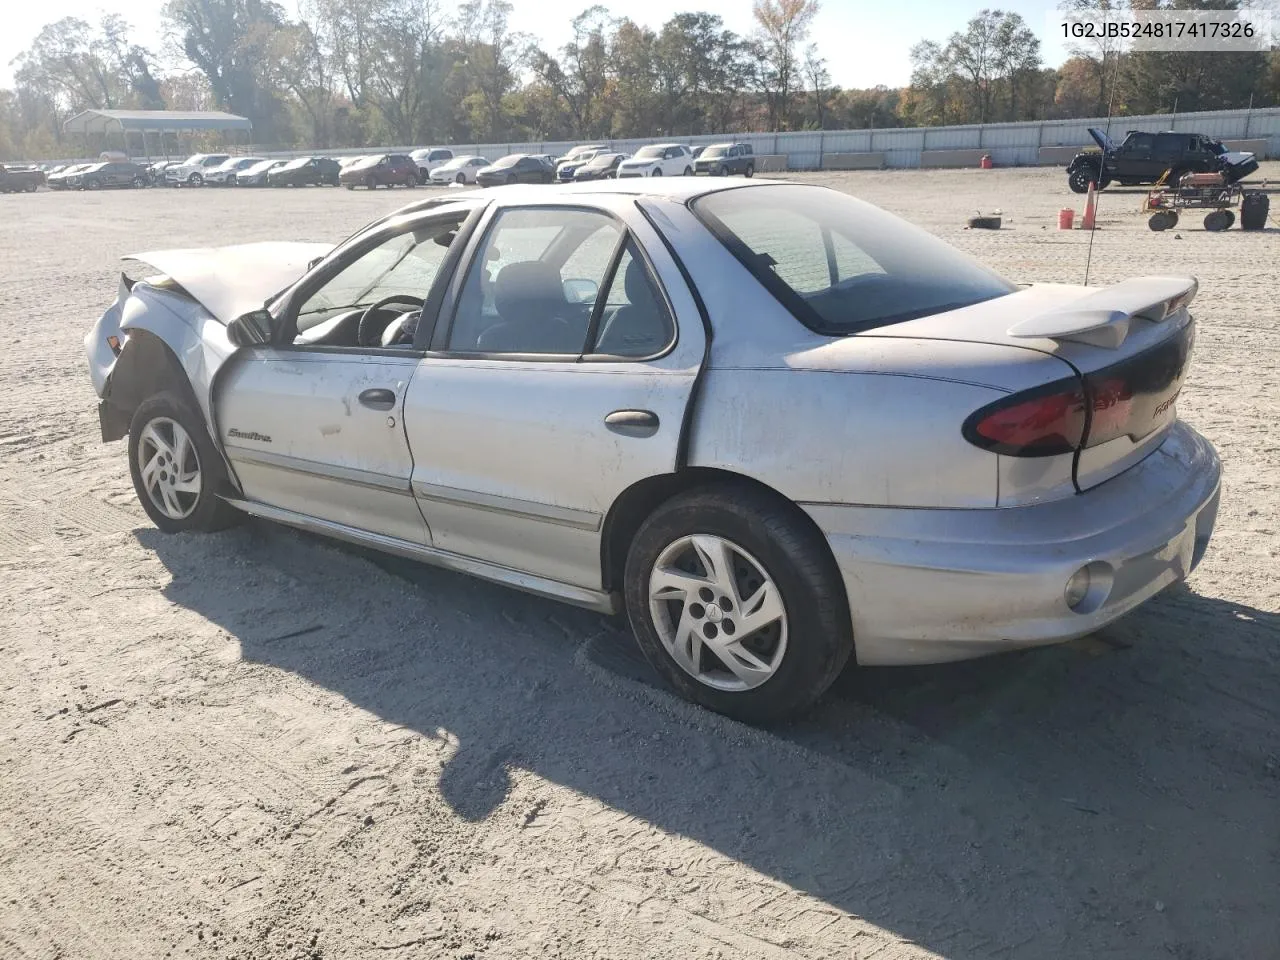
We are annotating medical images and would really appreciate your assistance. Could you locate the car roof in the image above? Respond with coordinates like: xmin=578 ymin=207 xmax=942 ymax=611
xmin=391 ymin=177 xmax=780 ymax=211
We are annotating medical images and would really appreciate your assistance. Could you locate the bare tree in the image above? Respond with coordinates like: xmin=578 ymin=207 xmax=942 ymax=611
xmin=751 ymin=0 xmax=820 ymax=129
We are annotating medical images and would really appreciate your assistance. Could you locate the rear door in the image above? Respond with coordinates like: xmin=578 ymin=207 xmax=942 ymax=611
xmin=403 ymin=199 xmax=706 ymax=590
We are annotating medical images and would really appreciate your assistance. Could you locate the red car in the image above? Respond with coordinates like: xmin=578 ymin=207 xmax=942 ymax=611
xmin=339 ymin=154 xmax=418 ymax=190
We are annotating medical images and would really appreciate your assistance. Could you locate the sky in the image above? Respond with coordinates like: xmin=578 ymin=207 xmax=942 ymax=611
xmin=0 ymin=0 xmax=1074 ymax=92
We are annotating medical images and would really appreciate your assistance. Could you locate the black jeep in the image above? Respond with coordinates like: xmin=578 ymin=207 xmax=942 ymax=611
xmin=1066 ymin=128 xmax=1258 ymax=193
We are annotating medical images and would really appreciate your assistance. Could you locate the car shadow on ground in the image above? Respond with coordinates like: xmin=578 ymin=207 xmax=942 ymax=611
xmin=139 ymin=520 xmax=1280 ymax=958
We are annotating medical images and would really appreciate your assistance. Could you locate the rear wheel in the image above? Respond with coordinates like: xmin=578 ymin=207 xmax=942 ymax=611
xmin=1148 ymin=210 xmax=1178 ymax=231
xmin=128 ymin=392 xmax=240 ymax=534
xmin=624 ymin=485 xmax=853 ymax=723
xmin=744 ymin=163 xmax=755 ymax=178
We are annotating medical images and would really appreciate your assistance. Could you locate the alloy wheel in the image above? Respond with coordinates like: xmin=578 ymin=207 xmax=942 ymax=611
xmin=648 ymin=534 xmax=788 ymax=692
xmin=136 ymin=417 xmax=202 ymax=520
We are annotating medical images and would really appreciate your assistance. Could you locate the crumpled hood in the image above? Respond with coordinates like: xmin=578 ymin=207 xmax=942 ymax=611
xmin=125 ymin=241 xmax=333 ymax=324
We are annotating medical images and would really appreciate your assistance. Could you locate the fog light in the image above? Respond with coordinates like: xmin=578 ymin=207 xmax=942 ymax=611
xmin=1064 ymin=562 xmax=1113 ymax=614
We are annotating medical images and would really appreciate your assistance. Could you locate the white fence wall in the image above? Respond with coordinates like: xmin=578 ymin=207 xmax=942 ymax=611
xmin=258 ymin=107 xmax=1280 ymax=171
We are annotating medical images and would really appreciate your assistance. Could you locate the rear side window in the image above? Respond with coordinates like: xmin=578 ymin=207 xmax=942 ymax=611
xmin=692 ymin=185 xmax=1014 ymax=335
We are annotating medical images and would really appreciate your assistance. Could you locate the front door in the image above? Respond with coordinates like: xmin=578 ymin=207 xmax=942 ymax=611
xmin=215 ymin=209 xmax=466 ymax=543
xmin=403 ymin=202 xmax=706 ymax=591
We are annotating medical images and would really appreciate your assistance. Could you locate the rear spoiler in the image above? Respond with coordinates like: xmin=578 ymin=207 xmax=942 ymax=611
xmin=1008 ymin=277 xmax=1197 ymax=349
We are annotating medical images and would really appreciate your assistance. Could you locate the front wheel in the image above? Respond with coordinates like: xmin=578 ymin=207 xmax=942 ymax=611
xmin=650 ymin=168 xmax=662 ymax=177
xmin=132 ymin=176 xmax=147 ymax=188
xmin=683 ymin=166 xmax=693 ymax=176
xmin=455 ymin=172 xmax=466 ymax=184
xmin=188 ymin=173 xmax=204 ymax=186
xmin=366 ymin=175 xmax=376 ymax=190
xmin=128 ymin=392 xmax=240 ymax=534
xmin=624 ymin=485 xmax=853 ymax=723
xmin=1067 ymin=166 xmax=1096 ymax=194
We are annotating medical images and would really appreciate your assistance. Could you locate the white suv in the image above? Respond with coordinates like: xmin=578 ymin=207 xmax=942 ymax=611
xmin=164 ymin=153 xmax=231 ymax=186
xmin=411 ymin=147 xmax=454 ymax=182
xmin=616 ymin=143 xmax=694 ymax=178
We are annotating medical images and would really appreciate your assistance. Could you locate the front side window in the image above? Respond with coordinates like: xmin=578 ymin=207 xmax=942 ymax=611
xmin=448 ymin=208 xmax=624 ymax=355
xmin=693 ymin=185 xmax=1014 ymax=336
xmin=295 ymin=219 xmax=459 ymax=333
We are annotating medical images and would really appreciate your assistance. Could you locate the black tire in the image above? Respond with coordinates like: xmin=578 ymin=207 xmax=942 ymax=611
xmin=651 ymin=169 xmax=662 ymax=177
xmin=1067 ymin=165 xmax=1095 ymax=194
xmin=623 ymin=484 xmax=853 ymax=723
xmin=683 ymin=166 xmax=693 ymax=176
xmin=744 ymin=163 xmax=755 ymax=178
xmin=1148 ymin=210 xmax=1176 ymax=231
xmin=132 ymin=176 xmax=147 ymax=188
xmin=85 ymin=178 xmax=100 ymax=190
xmin=455 ymin=172 xmax=465 ymax=184
xmin=127 ymin=392 xmax=240 ymax=534
xmin=1204 ymin=209 xmax=1231 ymax=232
xmin=1240 ymin=191 xmax=1269 ymax=231
xmin=188 ymin=173 xmax=203 ymax=186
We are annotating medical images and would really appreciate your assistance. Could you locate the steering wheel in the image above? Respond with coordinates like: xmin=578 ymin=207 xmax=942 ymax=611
xmin=357 ymin=294 xmax=425 ymax=347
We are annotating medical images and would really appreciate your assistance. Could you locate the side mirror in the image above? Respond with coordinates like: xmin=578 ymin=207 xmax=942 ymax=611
xmin=563 ymin=278 xmax=599 ymax=305
xmin=227 ymin=308 xmax=277 ymax=346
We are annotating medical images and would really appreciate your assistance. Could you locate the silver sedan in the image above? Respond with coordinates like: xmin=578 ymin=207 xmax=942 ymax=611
xmin=84 ymin=180 xmax=1220 ymax=722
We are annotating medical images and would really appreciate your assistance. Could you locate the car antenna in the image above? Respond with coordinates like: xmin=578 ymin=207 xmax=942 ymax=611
xmin=1083 ymin=51 xmax=1124 ymax=287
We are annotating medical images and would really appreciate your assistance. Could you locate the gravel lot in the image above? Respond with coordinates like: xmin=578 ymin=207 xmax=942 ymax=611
xmin=1 ymin=167 xmax=1277 ymax=960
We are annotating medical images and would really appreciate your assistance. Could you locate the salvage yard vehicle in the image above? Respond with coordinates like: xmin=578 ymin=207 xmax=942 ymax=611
xmin=269 ymin=156 xmax=341 ymax=187
xmin=694 ymin=142 xmax=754 ymax=177
xmin=165 ymin=153 xmax=232 ymax=186
xmin=428 ymin=155 xmax=490 ymax=185
xmin=476 ymin=154 xmax=555 ymax=186
xmin=339 ymin=154 xmax=418 ymax=189
xmin=0 ymin=163 xmax=45 ymax=192
xmin=47 ymin=163 xmax=94 ymax=190
xmin=84 ymin=180 xmax=1221 ymax=722
xmin=617 ymin=143 xmax=695 ymax=178
xmin=1066 ymin=128 xmax=1259 ymax=194
xmin=206 ymin=156 xmax=267 ymax=186
xmin=411 ymin=147 xmax=454 ymax=182
xmin=235 ymin=158 xmax=288 ymax=187
xmin=556 ymin=148 xmax=602 ymax=182
xmin=573 ymin=152 xmax=628 ymax=181
xmin=70 ymin=160 xmax=150 ymax=190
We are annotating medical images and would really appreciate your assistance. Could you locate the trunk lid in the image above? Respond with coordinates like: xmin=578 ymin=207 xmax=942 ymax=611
xmin=866 ymin=278 xmax=1198 ymax=492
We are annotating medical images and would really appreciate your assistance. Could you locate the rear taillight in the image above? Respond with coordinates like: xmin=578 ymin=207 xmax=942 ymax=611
xmin=963 ymin=381 xmax=1087 ymax=457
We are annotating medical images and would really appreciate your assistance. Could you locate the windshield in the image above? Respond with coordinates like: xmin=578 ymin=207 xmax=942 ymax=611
xmin=702 ymin=145 xmax=728 ymax=158
xmin=282 ymin=157 xmax=312 ymax=170
xmin=633 ymin=146 xmax=664 ymax=160
xmin=693 ymin=185 xmax=1015 ymax=335
xmin=350 ymin=155 xmax=383 ymax=170
xmin=297 ymin=221 xmax=460 ymax=329
xmin=245 ymin=160 xmax=276 ymax=173
xmin=585 ymin=154 xmax=616 ymax=167
xmin=490 ymin=155 xmax=521 ymax=168
xmin=182 ymin=155 xmax=205 ymax=165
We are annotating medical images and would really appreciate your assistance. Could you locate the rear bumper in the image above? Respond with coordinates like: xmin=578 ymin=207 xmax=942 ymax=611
xmin=805 ymin=421 xmax=1221 ymax=665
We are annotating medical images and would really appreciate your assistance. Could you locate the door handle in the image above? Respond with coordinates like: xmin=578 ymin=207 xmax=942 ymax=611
xmin=604 ymin=409 xmax=659 ymax=438
xmin=358 ymin=388 xmax=397 ymax=411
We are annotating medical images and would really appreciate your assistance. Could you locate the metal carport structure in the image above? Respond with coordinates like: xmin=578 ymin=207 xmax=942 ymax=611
xmin=62 ymin=109 xmax=253 ymax=160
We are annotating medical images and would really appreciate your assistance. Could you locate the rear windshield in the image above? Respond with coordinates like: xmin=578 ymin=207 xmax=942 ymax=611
xmin=692 ymin=185 xmax=1015 ymax=335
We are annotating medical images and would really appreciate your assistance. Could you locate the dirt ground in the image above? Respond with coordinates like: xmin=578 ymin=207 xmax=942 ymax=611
xmin=1 ymin=165 xmax=1277 ymax=960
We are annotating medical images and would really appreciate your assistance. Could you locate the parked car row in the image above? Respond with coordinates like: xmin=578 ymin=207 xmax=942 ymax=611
xmin=11 ymin=141 xmax=756 ymax=196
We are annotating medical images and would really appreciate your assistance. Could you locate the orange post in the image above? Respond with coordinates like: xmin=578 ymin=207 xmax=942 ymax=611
xmin=1081 ymin=181 xmax=1098 ymax=230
